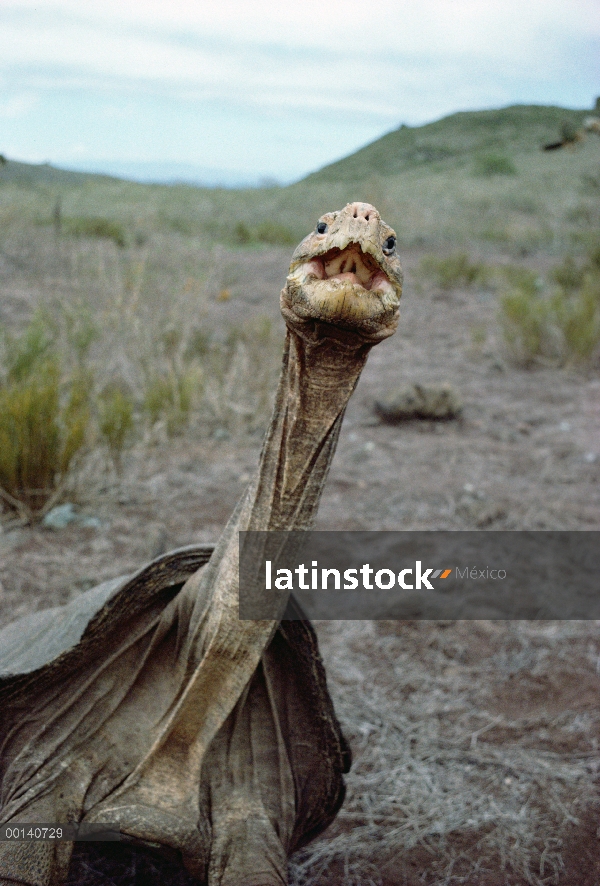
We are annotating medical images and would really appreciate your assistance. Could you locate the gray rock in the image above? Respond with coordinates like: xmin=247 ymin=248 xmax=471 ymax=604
xmin=42 ymin=504 xmax=102 ymax=530
xmin=42 ymin=503 xmax=78 ymax=529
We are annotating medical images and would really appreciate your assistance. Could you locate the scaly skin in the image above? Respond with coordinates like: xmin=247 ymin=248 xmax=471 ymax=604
xmin=0 ymin=203 xmax=402 ymax=886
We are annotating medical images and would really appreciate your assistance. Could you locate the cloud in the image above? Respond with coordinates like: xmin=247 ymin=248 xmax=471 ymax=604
xmin=1 ymin=0 xmax=598 ymax=178
xmin=0 ymin=92 xmax=38 ymax=118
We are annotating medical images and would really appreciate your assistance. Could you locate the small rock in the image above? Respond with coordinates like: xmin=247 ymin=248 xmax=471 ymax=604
xmin=375 ymin=383 xmax=463 ymax=422
xmin=42 ymin=503 xmax=102 ymax=530
xmin=42 ymin=503 xmax=78 ymax=530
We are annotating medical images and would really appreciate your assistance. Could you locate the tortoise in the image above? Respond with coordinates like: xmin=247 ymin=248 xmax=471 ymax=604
xmin=0 ymin=202 xmax=403 ymax=886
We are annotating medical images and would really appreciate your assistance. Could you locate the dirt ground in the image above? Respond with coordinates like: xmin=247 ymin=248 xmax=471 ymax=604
xmin=0 ymin=246 xmax=599 ymax=884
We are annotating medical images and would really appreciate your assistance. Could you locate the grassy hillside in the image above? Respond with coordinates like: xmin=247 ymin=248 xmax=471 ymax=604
xmin=304 ymin=105 xmax=588 ymax=182
xmin=0 ymin=157 xmax=118 ymax=187
xmin=1 ymin=103 xmax=598 ymax=259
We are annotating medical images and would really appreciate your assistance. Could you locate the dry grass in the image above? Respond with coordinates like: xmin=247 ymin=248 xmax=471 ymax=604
xmin=0 ymin=226 xmax=283 ymax=518
xmin=290 ymin=620 xmax=600 ymax=886
xmin=499 ymin=251 xmax=600 ymax=367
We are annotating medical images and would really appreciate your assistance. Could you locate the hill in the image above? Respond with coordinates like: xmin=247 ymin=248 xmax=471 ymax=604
xmin=303 ymin=105 xmax=589 ymax=182
xmin=1 ymin=103 xmax=598 ymax=255
xmin=0 ymin=157 xmax=119 ymax=186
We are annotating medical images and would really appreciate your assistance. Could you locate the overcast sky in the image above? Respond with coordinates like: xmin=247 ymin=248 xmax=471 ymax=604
xmin=1 ymin=0 xmax=599 ymax=184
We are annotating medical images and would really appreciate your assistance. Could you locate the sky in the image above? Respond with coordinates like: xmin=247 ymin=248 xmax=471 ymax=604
xmin=1 ymin=0 xmax=599 ymax=185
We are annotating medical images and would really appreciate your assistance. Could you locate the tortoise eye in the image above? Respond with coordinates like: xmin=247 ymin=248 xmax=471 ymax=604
xmin=316 ymin=221 xmax=328 ymax=234
xmin=382 ymin=236 xmax=396 ymax=255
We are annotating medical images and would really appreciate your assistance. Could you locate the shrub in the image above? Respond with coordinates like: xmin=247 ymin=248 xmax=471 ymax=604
xmin=63 ymin=216 xmax=128 ymax=248
xmin=4 ymin=310 xmax=57 ymax=382
xmin=232 ymin=220 xmax=295 ymax=246
xmin=255 ymin=221 xmax=295 ymax=246
xmin=587 ymin=243 xmax=600 ymax=272
xmin=499 ymin=265 xmax=600 ymax=366
xmin=0 ymin=357 xmax=90 ymax=520
xmin=98 ymin=384 xmax=135 ymax=472
xmin=420 ymin=252 xmax=488 ymax=289
xmin=552 ymin=275 xmax=600 ymax=362
xmin=142 ymin=368 xmax=199 ymax=437
xmin=550 ymin=256 xmax=584 ymax=291
xmin=499 ymin=290 xmax=551 ymax=366
xmin=500 ymin=266 xmax=541 ymax=295
xmin=233 ymin=222 xmax=252 ymax=245
xmin=473 ymin=154 xmax=517 ymax=177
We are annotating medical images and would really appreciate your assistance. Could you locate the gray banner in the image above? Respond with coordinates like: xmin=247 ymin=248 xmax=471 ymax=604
xmin=239 ymin=531 xmax=600 ymax=619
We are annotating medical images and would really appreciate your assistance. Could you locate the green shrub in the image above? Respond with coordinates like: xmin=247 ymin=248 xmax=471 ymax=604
xmin=499 ymin=267 xmax=600 ymax=366
xmin=4 ymin=310 xmax=57 ymax=383
xmin=63 ymin=216 xmax=128 ymax=248
xmin=255 ymin=221 xmax=295 ymax=246
xmin=500 ymin=266 xmax=541 ymax=295
xmin=98 ymin=384 xmax=135 ymax=471
xmin=0 ymin=358 xmax=90 ymax=520
xmin=233 ymin=222 xmax=252 ymax=245
xmin=184 ymin=327 xmax=212 ymax=361
xmin=232 ymin=220 xmax=295 ymax=246
xmin=587 ymin=243 xmax=600 ymax=272
xmin=551 ymin=274 xmax=600 ymax=362
xmin=473 ymin=154 xmax=517 ymax=177
xmin=143 ymin=368 xmax=199 ymax=436
xmin=550 ymin=256 xmax=584 ymax=291
xmin=500 ymin=290 xmax=551 ymax=365
xmin=420 ymin=252 xmax=488 ymax=289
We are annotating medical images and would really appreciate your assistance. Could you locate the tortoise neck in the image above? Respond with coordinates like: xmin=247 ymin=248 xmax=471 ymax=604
xmin=244 ymin=329 xmax=370 ymax=532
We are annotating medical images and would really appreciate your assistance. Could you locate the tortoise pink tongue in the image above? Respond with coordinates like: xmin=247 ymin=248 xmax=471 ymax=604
xmin=369 ymin=270 xmax=394 ymax=292
xmin=333 ymin=271 xmax=362 ymax=285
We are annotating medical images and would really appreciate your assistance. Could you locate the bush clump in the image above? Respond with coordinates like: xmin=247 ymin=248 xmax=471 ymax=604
xmin=254 ymin=221 xmax=295 ymax=245
xmin=420 ymin=252 xmax=488 ymax=289
xmin=63 ymin=216 xmax=128 ymax=248
xmin=143 ymin=369 xmax=197 ymax=437
xmin=500 ymin=249 xmax=600 ymax=366
xmin=0 ymin=316 xmax=90 ymax=520
xmin=473 ymin=154 xmax=517 ymax=177
xmin=232 ymin=220 xmax=295 ymax=247
xmin=98 ymin=384 xmax=135 ymax=472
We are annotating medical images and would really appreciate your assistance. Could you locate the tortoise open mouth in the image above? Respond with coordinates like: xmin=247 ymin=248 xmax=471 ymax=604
xmin=283 ymin=241 xmax=400 ymax=339
xmin=297 ymin=244 xmax=396 ymax=297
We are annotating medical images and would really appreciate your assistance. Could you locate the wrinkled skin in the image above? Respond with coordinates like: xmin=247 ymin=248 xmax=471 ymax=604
xmin=0 ymin=203 xmax=401 ymax=886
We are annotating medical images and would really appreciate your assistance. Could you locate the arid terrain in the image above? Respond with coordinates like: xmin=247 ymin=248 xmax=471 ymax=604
xmin=1 ymin=242 xmax=599 ymax=885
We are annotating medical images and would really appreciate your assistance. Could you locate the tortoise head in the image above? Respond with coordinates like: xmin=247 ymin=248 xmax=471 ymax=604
xmin=281 ymin=202 xmax=403 ymax=343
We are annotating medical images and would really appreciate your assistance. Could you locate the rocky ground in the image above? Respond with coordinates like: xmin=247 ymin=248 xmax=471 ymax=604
xmin=1 ymin=246 xmax=599 ymax=884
